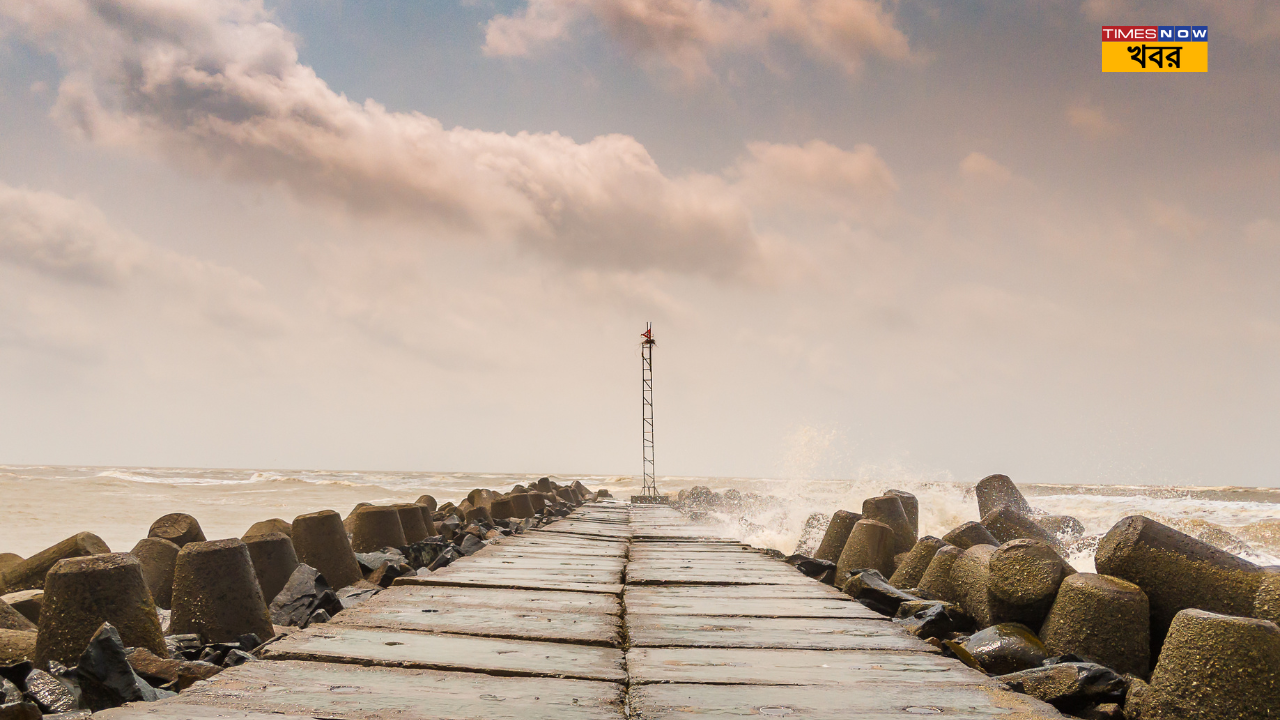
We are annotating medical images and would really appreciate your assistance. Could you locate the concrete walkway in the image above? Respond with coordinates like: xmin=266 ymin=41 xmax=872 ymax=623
xmin=98 ymin=503 xmax=1062 ymax=719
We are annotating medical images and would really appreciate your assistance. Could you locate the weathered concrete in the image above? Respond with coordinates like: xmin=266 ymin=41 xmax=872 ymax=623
xmin=99 ymin=500 xmax=1059 ymax=720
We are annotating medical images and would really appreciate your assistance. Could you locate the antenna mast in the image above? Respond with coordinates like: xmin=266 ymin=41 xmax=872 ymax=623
xmin=633 ymin=323 xmax=667 ymax=503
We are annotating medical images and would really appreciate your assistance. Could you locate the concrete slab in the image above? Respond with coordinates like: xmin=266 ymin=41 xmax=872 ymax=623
xmin=97 ymin=660 xmax=625 ymax=720
xmin=626 ymin=567 xmax=814 ymax=585
xmin=262 ymin=625 xmax=626 ymax=681
xmin=628 ymin=683 xmax=1062 ymax=719
xmin=331 ymin=586 xmax=621 ymax=646
xmin=628 ymin=584 xmax=849 ymax=600
xmin=395 ymin=574 xmax=624 ymax=595
xmin=627 ymin=615 xmax=930 ymax=650
xmin=351 ymin=584 xmax=620 ymax=613
xmin=623 ymin=593 xmax=881 ymax=620
xmin=455 ymin=555 xmax=626 ymax=572
xmin=627 ymin=647 xmax=987 ymax=686
xmin=428 ymin=563 xmax=622 ymax=583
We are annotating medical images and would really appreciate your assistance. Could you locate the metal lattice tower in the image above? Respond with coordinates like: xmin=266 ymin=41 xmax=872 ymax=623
xmin=641 ymin=323 xmax=658 ymax=497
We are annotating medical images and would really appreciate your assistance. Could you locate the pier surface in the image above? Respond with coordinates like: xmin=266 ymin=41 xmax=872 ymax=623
xmin=98 ymin=504 xmax=1061 ymax=719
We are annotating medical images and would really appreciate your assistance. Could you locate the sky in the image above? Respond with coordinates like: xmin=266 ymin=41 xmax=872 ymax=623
xmin=0 ymin=0 xmax=1278 ymax=486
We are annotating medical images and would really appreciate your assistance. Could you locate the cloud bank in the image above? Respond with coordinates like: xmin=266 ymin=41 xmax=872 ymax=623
xmin=0 ymin=0 xmax=776 ymax=277
xmin=484 ymin=0 xmax=912 ymax=78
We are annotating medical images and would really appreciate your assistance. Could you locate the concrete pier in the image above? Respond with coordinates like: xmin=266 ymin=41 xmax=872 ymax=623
xmin=96 ymin=503 xmax=1062 ymax=719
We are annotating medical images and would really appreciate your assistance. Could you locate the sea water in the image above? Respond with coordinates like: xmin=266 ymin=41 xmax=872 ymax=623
xmin=1 ymin=465 xmax=1277 ymax=571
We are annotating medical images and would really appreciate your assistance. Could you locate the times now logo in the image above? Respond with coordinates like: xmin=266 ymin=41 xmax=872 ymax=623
xmin=1102 ymin=26 xmax=1208 ymax=41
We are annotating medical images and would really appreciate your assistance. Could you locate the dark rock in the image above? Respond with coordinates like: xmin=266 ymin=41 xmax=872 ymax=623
xmin=0 ymin=700 xmax=40 ymax=720
xmin=916 ymin=545 xmax=964 ymax=603
xmin=163 ymin=635 xmax=201 ymax=659
xmin=222 ymin=649 xmax=254 ymax=667
xmin=268 ymin=564 xmax=343 ymax=629
xmin=959 ymin=623 xmax=1049 ymax=675
xmin=0 ymin=533 xmax=110 ymax=594
xmin=438 ymin=516 xmax=462 ymax=542
xmin=981 ymin=506 xmax=1066 ymax=553
xmin=1095 ymin=515 xmax=1266 ymax=657
xmin=1074 ymin=702 xmax=1122 ymax=720
xmin=147 ymin=514 xmax=206 ymax=548
xmin=366 ymin=562 xmax=412 ymax=588
xmin=1040 ymin=573 xmax=1149 ymax=677
xmin=35 ymin=553 xmax=167 ymax=669
xmin=125 ymin=647 xmax=220 ymax=691
xmin=783 ymin=554 xmax=835 ymax=584
xmin=942 ymin=522 xmax=999 ymax=550
xmin=22 ymin=668 xmax=77 ymax=713
xmin=290 ymin=510 xmax=363 ymax=591
xmin=75 ymin=623 xmax=172 ymax=711
xmin=1125 ymin=608 xmax=1280 ymax=719
xmin=428 ymin=547 xmax=461 ymax=571
xmin=841 ymin=570 xmax=921 ymax=616
xmin=893 ymin=600 xmax=975 ymax=640
xmin=0 ymin=593 xmax=40 ymax=626
xmin=355 ymin=550 xmax=409 ymax=574
xmin=401 ymin=538 xmax=447 ymax=569
xmin=888 ymin=537 xmax=947 ymax=590
xmin=459 ymin=535 xmax=486 ymax=557
xmin=791 ymin=513 xmax=829 ymax=557
xmin=170 ymin=539 xmax=275 ymax=645
xmin=129 ymin=538 xmax=180 ymax=610
xmin=996 ymin=662 xmax=1127 ymax=712
xmin=975 ymin=474 xmax=1035 ymax=518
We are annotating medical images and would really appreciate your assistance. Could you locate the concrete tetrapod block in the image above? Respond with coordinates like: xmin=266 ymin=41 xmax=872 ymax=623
xmin=0 ymin=627 xmax=36 ymax=665
xmin=415 ymin=504 xmax=437 ymax=537
xmin=1039 ymin=573 xmax=1149 ymax=677
xmin=0 ymin=592 xmax=40 ymax=626
xmin=243 ymin=518 xmax=291 ymax=538
xmin=0 ymin=553 xmax=21 ymax=573
xmin=0 ymin=597 xmax=36 ymax=631
xmin=813 ymin=510 xmax=861 ymax=564
xmin=243 ymin=532 xmax=299 ymax=605
xmin=1127 ymin=608 xmax=1280 ymax=719
xmin=291 ymin=510 xmax=363 ymax=590
xmin=916 ymin=545 xmax=964 ymax=603
xmin=347 ymin=506 xmax=407 ymax=553
xmin=170 ymin=538 xmax=275 ymax=645
xmin=415 ymin=494 xmax=437 ymax=513
xmin=975 ymin=473 xmax=1035 ymax=518
xmin=0 ymin=532 xmax=110 ymax=593
xmin=34 ymin=553 xmax=167 ymax=668
xmin=392 ymin=504 xmax=430 ymax=544
xmin=981 ymin=506 xmax=1065 ymax=552
xmin=464 ymin=505 xmax=493 ymax=526
xmin=835 ymin=519 xmax=896 ymax=587
xmin=1095 ymin=515 xmax=1265 ymax=655
xmin=130 ymin=537 xmax=181 ymax=610
xmin=986 ymin=538 xmax=1073 ymax=628
xmin=1256 ymin=570 xmax=1280 ymax=624
xmin=147 ymin=513 xmax=206 ymax=548
xmin=950 ymin=544 xmax=998 ymax=627
xmin=510 ymin=492 xmax=536 ymax=520
xmin=943 ymin=521 xmax=1000 ymax=550
xmin=490 ymin=497 xmax=516 ymax=521
xmin=883 ymin=488 xmax=919 ymax=539
xmin=861 ymin=495 xmax=916 ymax=556
xmin=888 ymin=536 xmax=947 ymax=590
xmin=527 ymin=492 xmax=548 ymax=515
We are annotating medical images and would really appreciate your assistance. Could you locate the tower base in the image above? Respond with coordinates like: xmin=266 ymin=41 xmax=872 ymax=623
xmin=630 ymin=495 xmax=670 ymax=505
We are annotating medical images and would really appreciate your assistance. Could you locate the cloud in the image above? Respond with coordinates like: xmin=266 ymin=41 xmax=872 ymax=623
xmin=1067 ymin=102 xmax=1120 ymax=138
xmin=0 ymin=0 xmax=763 ymax=277
xmin=0 ymin=182 xmax=281 ymax=336
xmin=958 ymin=152 xmax=1013 ymax=186
xmin=733 ymin=140 xmax=898 ymax=219
xmin=483 ymin=0 xmax=913 ymax=79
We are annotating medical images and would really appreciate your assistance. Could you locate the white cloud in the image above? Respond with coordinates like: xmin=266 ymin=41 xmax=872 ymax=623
xmin=958 ymin=152 xmax=1013 ymax=186
xmin=733 ymin=140 xmax=898 ymax=220
xmin=0 ymin=0 xmax=764 ymax=277
xmin=1067 ymin=102 xmax=1120 ymax=138
xmin=483 ymin=0 xmax=913 ymax=79
xmin=1081 ymin=0 xmax=1280 ymax=43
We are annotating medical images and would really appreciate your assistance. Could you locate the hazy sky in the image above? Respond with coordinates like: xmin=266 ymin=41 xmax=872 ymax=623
xmin=1 ymin=0 xmax=1278 ymax=485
